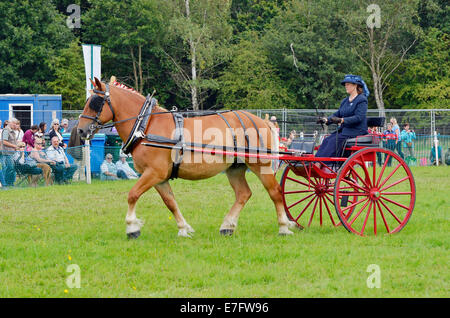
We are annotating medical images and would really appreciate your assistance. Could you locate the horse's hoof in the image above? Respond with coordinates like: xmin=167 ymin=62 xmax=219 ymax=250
xmin=278 ymin=229 xmax=294 ymax=236
xmin=220 ymin=229 xmax=234 ymax=236
xmin=178 ymin=229 xmax=193 ymax=238
xmin=127 ymin=231 xmax=141 ymax=239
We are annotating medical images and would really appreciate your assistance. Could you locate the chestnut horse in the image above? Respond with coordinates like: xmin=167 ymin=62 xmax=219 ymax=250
xmin=77 ymin=78 xmax=299 ymax=238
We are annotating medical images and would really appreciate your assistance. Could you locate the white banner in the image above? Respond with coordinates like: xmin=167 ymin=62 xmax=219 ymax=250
xmin=82 ymin=44 xmax=102 ymax=99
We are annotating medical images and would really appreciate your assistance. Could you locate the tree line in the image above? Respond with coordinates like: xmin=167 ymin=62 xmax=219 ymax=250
xmin=0 ymin=0 xmax=448 ymax=111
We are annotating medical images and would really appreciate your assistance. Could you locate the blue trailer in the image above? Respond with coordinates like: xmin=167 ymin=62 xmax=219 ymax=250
xmin=0 ymin=94 xmax=62 ymax=131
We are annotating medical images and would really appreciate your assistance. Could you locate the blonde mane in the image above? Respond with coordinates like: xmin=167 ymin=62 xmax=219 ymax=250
xmin=109 ymin=76 xmax=165 ymax=110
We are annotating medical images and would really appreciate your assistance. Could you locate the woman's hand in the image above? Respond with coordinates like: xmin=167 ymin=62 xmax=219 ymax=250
xmin=330 ymin=116 xmax=343 ymax=124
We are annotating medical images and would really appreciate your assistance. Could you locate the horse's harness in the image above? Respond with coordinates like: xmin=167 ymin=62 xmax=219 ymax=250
xmin=79 ymin=84 xmax=116 ymax=138
xmin=81 ymin=85 xmax=272 ymax=180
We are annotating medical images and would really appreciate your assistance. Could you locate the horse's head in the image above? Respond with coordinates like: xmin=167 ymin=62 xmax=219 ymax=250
xmin=78 ymin=77 xmax=116 ymax=140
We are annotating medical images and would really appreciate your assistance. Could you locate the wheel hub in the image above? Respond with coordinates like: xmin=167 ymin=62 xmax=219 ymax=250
xmin=369 ymin=188 xmax=381 ymax=201
xmin=315 ymin=185 xmax=329 ymax=196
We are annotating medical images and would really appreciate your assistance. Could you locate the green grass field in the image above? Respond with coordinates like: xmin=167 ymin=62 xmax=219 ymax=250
xmin=0 ymin=166 xmax=448 ymax=297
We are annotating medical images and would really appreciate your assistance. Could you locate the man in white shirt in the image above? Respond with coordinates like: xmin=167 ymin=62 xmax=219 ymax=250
xmin=46 ymin=136 xmax=77 ymax=184
xmin=116 ymin=153 xmax=139 ymax=179
xmin=1 ymin=118 xmax=20 ymax=186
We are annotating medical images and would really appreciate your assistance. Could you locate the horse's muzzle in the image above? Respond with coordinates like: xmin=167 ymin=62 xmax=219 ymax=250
xmin=77 ymin=127 xmax=92 ymax=140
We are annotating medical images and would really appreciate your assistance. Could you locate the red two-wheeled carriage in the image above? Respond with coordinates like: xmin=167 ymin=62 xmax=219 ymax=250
xmin=279 ymin=117 xmax=415 ymax=236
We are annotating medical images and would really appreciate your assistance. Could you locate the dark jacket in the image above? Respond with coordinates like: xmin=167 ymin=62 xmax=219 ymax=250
xmin=329 ymin=94 xmax=368 ymax=137
xmin=48 ymin=129 xmax=65 ymax=148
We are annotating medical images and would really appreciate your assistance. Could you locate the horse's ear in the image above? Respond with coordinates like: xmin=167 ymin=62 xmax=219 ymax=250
xmin=94 ymin=77 xmax=102 ymax=90
xmin=109 ymin=76 xmax=116 ymax=84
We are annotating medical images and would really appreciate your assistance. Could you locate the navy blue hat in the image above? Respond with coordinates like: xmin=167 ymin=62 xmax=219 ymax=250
xmin=341 ymin=74 xmax=370 ymax=97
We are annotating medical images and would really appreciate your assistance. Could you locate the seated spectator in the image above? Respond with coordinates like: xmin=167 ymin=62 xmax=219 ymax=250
xmin=46 ymin=136 xmax=77 ymax=184
xmin=115 ymin=153 xmax=139 ymax=179
xmin=22 ymin=124 xmax=39 ymax=151
xmin=35 ymin=122 xmax=47 ymax=141
xmin=100 ymin=153 xmax=127 ymax=181
xmin=48 ymin=118 xmax=66 ymax=149
xmin=60 ymin=118 xmax=70 ymax=133
xmin=13 ymin=142 xmax=43 ymax=187
xmin=30 ymin=137 xmax=56 ymax=186
xmin=15 ymin=120 xmax=24 ymax=142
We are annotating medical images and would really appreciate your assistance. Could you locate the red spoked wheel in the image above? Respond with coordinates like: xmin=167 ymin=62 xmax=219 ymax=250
xmin=281 ymin=164 xmax=347 ymax=228
xmin=334 ymin=148 xmax=415 ymax=236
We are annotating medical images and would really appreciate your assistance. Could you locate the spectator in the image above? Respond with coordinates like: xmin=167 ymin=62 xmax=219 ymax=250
xmin=445 ymin=147 xmax=450 ymax=166
xmin=0 ymin=120 xmax=9 ymax=142
xmin=390 ymin=117 xmax=404 ymax=159
xmin=13 ymin=141 xmax=43 ymax=187
xmin=100 ymin=153 xmax=127 ymax=180
xmin=383 ymin=123 xmax=396 ymax=166
xmin=0 ymin=118 xmax=20 ymax=187
xmin=35 ymin=122 xmax=47 ymax=145
xmin=46 ymin=136 xmax=77 ymax=184
xmin=269 ymin=115 xmax=280 ymax=135
xmin=22 ymin=124 xmax=39 ymax=151
xmin=48 ymin=118 xmax=66 ymax=149
xmin=368 ymin=126 xmax=383 ymax=166
xmin=429 ymin=141 xmax=443 ymax=166
xmin=60 ymin=118 xmax=70 ymax=133
xmin=30 ymin=137 xmax=56 ymax=186
xmin=400 ymin=123 xmax=416 ymax=160
xmin=116 ymin=153 xmax=139 ymax=179
xmin=0 ymin=161 xmax=5 ymax=188
xmin=15 ymin=120 xmax=24 ymax=142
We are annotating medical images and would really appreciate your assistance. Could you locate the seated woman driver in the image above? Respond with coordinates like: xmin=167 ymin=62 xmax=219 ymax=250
xmin=315 ymin=74 xmax=370 ymax=166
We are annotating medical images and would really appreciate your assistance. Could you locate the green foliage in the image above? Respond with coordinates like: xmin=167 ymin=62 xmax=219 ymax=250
xmin=386 ymin=28 xmax=450 ymax=109
xmin=0 ymin=0 xmax=448 ymax=111
xmin=417 ymin=0 xmax=450 ymax=33
xmin=230 ymin=0 xmax=285 ymax=34
xmin=82 ymin=0 xmax=174 ymax=103
xmin=218 ymin=34 xmax=295 ymax=109
xmin=47 ymin=40 xmax=86 ymax=110
xmin=164 ymin=0 xmax=234 ymax=109
xmin=262 ymin=0 xmax=362 ymax=109
xmin=0 ymin=0 xmax=73 ymax=93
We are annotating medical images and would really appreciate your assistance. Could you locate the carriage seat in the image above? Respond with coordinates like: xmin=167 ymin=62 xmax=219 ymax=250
xmin=344 ymin=135 xmax=379 ymax=147
xmin=344 ymin=117 xmax=385 ymax=148
xmin=290 ymin=137 xmax=316 ymax=154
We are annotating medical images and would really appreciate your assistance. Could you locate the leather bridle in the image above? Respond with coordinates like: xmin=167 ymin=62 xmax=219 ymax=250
xmin=79 ymin=83 xmax=116 ymax=138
